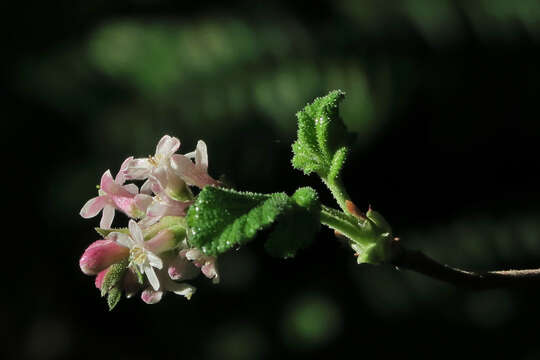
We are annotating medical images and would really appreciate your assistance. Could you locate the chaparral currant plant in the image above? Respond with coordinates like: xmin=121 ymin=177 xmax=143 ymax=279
xmin=80 ymin=90 xmax=540 ymax=310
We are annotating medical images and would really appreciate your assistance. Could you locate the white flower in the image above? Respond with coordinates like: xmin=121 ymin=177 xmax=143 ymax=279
xmin=122 ymin=135 xmax=181 ymax=181
xmin=112 ymin=220 xmax=163 ymax=291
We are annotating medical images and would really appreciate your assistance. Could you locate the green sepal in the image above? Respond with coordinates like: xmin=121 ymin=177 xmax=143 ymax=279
xmin=366 ymin=208 xmax=392 ymax=235
xmin=353 ymin=235 xmax=391 ymax=264
xmin=107 ymin=287 xmax=122 ymax=311
xmin=100 ymin=258 xmax=128 ymax=297
xmin=291 ymin=90 xmax=350 ymax=181
xmin=95 ymin=227 xmax=129 ymax=238
xmin=143 ymin=216 xmax=186 ymax=240
xmin=264 ymin=187 xmax=321 ymax=259
xmin=186 ymin=187 xmax=293 ymax=256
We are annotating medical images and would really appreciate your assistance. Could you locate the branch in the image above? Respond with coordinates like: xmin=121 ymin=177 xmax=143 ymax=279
xmin=389 ymin=240 xmax=540 ymax=290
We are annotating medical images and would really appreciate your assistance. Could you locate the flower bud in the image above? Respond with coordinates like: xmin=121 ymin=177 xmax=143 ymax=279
xmin=168 ymin=255 xmax=199 ymax=281
xmin=94 ymin=268 xmax=109 ymax=289
xmin=80 ymin=240 xmax=129 ymax=275
xmin=141 ymin=288 xmax=163 ymax=304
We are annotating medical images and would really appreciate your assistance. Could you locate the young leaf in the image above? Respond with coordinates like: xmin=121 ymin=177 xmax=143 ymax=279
xmin=107 ymin=287 xmax=122 ymax=311
xmin=186 ymin=187 xmax=293 ymax=256
xmin=100 ymin=259 xmax=128 ymax=297
xmin=264 ymin=187 xmax=321 ymax=258
xmin=292 ymin=90 xmax=350 ymax=181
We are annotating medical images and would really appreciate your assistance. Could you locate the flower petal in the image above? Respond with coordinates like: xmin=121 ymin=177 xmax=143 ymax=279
xmin=170 ymin=282 xmax=196 ymax=300
xmin=147 ymin=252 xmax=163 ymax=269
xmin=113 ymin=232 xmax=133 ymax=249
xmin=123 ymin=183 xmax=139 ymax=195
xmin=125 ymin=158 xmax=153 ymax=180
xmin=170 ymin=154 xmax=219 ymax=189
xmin=134 ymin=194 xmax=153 ymax=213
xmin=117 ymin=156 xmax=134 ymax=184
xmin=80 ymin=196 xmax=107 ymax=218
xmin=194 ymin=140 xmax=209 ymax=171
xmin=155 ymin=135 xmax=180 ymax=159
xmin=100 ymin=205 xmax=115 ymax=229
xmin=140 ymin=179 xmax=153 ymax=195
xmin=100 ymin=170 xmax=115 ymax=191
xmin=128 ymin=220 xmax=144 ymax=244
xmin=144 ymin=266 xmax=160 ymax=291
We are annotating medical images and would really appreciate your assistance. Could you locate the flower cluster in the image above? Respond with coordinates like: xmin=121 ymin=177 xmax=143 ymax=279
xmin=79 ymin=135 xmax=220 ymax=307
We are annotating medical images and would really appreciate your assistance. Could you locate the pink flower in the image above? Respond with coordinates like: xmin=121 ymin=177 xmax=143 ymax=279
xmin=138 ymin=179 xmax=193 ymax=228
xmin=80 ymin=170 xmax=152 ymax=228
xmin=79 ymin=239 xmax=129 ymax=275
xmin=171 ymin=140 xmax=220 ymax=189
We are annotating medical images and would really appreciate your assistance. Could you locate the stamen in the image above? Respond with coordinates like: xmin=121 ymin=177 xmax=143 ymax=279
xmin=148 ymin=155 xmax=158 ymax=166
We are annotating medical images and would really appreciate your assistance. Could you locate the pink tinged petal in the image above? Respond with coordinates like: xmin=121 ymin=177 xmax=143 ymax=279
xmin=80 ymin=240 xmax=129 ymax=275
xmin=155 ymin=135 xmax=180 ymax=159
xmin=123 ymin=183 xmax=139 ymax=195
xmin=146 ymin=230 xmax=175 ymax=254
xmin=111 ymin=196 xmax=136 ymax=216
xmin=168 ymin=256 xmax=200 ymax=281
xmin=113 ymin=232 xmax=134 ymax=249
xmin=202 ymin=260 xmax=220 ymax=284
xmin=137 ymin=215 xmax=159 ymax=229
xmin=144 ymin=266 xmax=160 ymax=291
xmin=134 ymin=194 xmax=153 ymax=213
xmin=100 ymin=205 xmax=115 ymax=229
xmin=170 ymin=154 xmax=219 ymax=189
xmin=125 ymin=158 xmax=153 ymax=180
xmin=147 ymin=252 xmax=163 ymax=269
xmin=95 ymin=268 xmax=109 ymax=289
xmin=99 ymin=170 xmax=115 ymax=191
xmin=141 ymin=288 xmax=163 ymax=304
xmin=117 ymin=156 xmax=134 ymax=183
xmin=147 ymin=202 xmax=168 ymax=218
xmin=80 ymin=196 xmax=108 ymax=218
xmin=140 ymin=179 xmax=154 ymax=195
xmin=128 ymin=220 xmax=144 ymax=244
xmin=195 ymin=140 xmax=209 ymax=171
xmin=101 ymin=170 xmax=134 ymax=198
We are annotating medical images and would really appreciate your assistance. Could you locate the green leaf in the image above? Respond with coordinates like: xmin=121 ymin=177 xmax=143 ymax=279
xmin=107 ymin=287 xmax=122 ymax=311
xmin=292 ymin=90 xmax=350 ymax=181
xmin=100 ymin=258 xmax=128 ymax=297
xmin=186 ymin=187 xmax=294 ymax=256
xmin=264 ymin=187 xmax=321 ymax=258
xmin=186 ymin=187 xmax=322 ymax=258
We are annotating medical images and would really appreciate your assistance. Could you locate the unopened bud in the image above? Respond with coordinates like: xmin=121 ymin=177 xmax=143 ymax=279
xmin=80 ymin=240 xmax=129 ymax=275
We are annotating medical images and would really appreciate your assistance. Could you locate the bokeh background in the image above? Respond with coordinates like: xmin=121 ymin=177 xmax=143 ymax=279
xmin=6 ymin=0 xmax=540 ymax=359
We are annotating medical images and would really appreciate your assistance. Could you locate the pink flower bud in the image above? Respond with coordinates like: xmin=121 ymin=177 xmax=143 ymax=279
xmin=80 ymin=240 xmax=129 ymax=275
xmin=168 ymin=256 xmax=199 ymax=281
xmin=201 ymin=258 xmax=219 ymax=284
xmin=141 ymin=288 xmax=163 ymax=304
xmin=94 ymin=268 xmax=109 ymax=289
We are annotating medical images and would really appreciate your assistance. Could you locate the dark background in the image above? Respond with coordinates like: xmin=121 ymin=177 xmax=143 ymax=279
xmin=5 ymin=1 xmax=540 ymax=359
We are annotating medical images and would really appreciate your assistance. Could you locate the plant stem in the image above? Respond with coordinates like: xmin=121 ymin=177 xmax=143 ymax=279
xmin=322 ymin=177 xmax=350 ymax=214
xmin=320 ymin=205 xmax=372 ymax=247
xmin=388 ymin=240 xmax=540 ymax=289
